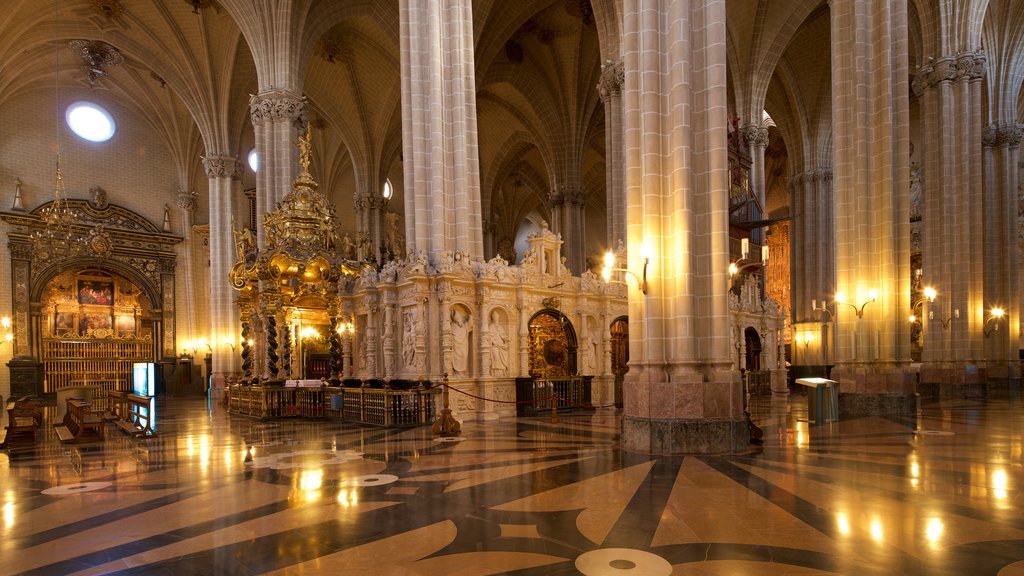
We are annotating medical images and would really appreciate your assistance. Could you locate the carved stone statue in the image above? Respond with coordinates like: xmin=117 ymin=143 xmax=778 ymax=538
xmin=402 ymin=310 xmax=417 ymax=368
xmin=450 ymin=308 xmax=471 ymax=376
xmin=487 ymin=310 xmax=509 ymax=376
xmin=90 ymin=185 xmax=108 ymax=210
xmin=340 ymin=233 xmax=355 ymax=260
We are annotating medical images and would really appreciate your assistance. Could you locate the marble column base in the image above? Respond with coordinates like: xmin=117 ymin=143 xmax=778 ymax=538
xmin=621 ymin=415 xmax=750 ymax=454
xmin=838 ymin=392 xmax=916 ymax=418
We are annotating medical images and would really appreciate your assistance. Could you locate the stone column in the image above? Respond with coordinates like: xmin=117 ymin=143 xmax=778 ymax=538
xmin=621 ymin=0 xmax=746 ymax=453
xmin=982 ymin=124 xmax=1022 ymax=384
xmin=741 ymin=125 xmax=769 ymax=244
xmin=175 ymin=190 xmax=198 ymax=347
xmin=789 ymin=170 xmax=835 ymax=368
xmin=249 ymin=91 xmax=305 ymax=246
xmin=204 ymin=155 xmax=243 ymax=394
xmin=399 ymin=0 xmax=484 ymax=260
xmin=830 ymin=0 xmax=913 ymax=415
xmin=913 ymin=51 xmax=987 ymax=390
xmin=564 ymin=186 xmax=587 ymax=273
xmin=598 ymin=60 xmax=625 ymax=249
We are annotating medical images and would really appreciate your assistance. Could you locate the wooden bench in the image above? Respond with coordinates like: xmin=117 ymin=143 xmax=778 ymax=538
xmin=4 ymin=400 xmax=42 ymax=444
xmin=104 ymin=390 xmax=126 ymax=421
xmin=116 ymin=394 xmax=155 ymax=437
xmin=55 ymin=398 xmax=105 ymax=443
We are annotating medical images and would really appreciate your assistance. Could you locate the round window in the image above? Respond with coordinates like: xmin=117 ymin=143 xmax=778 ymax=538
xmin=65 ymin=101 xmax=115 ymax=142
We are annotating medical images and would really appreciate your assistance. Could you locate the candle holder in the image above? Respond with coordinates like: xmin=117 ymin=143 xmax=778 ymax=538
xmin=928 ymin=308 xmax=958 ymax=330
xmin=984 ymin=307 xmax=1005 ymax=337
xmin=835 ymin=290 xmax=877 ymax=319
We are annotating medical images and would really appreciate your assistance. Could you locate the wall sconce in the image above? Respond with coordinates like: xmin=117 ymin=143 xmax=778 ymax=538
xmin=984 ymin=307 xmax=1005 ymax=337
xmin=300 ymin=326 xmax=321 ymax=341
xmin=0 ymin=316 xmax=12 ymax=347
xmin=337 ymin=321 xmax=355 ymax=335
xmin=811 ymin=298 xmax=835 ymax=321
xmin=729 ymin=238 xmax=768 ymax=279
xmin=802 ymin=332 xmax=815 ymax=348
xmin=928 ymin=308 xmax=958 ymax=329
xmin=601 ymin=246 xmax=649 ymax=295
xmin=223 ymin=337 xmax=236 ymax=353
xmin=835 ymin=290 xmax=877 ymax=319
xmin=912 ymin=286 xmax=937 ymax=314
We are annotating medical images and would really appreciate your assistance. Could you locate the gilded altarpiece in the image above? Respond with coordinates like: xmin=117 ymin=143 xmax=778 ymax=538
xmin=2 ymin=197 xmax=182 ymax=396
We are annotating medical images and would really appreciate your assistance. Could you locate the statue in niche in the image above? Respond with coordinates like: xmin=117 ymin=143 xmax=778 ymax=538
xmin=450 ymin=308 xmax=472 ymax=376
xmin=383 ymin=211 xmax=405 ymax=260
xmin=90 ymin=185 xmax=108 ymax=210
xmin=487 ymin=310 xmax=509 ymax=376
xmin=402 ymin=310 xmax=417 ymax=368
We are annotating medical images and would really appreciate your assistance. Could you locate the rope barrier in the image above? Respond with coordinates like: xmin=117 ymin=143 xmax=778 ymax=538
xmin=437 ymin=381 xmax=562 ymax=405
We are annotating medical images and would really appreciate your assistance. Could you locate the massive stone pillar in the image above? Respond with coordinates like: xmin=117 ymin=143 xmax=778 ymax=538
xmin=399 ymin=0 xmax=483 ymax=260
xmin=913 ymin=51 xmax=987 ymax=390
xmin=248 ymin=91 xmax=305 ymax=246
xmin=982 ymin=124 xmax=1021 ymax=384
xmin=789 ymin=170 xmax=835 ymax=367
xmin=830 ymin=0 xmax=913 ymax=415
xmin=204 ymin=155 xmax=243 ymax=393
xmin=598 ymin=60 xmax=625 ymax=249
xmin=621 ymin=0 xmax=746 ymax=453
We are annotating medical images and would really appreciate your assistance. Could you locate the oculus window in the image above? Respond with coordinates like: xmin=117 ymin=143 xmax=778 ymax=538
xmin=66 ymin=101 xmax=115 ymax=142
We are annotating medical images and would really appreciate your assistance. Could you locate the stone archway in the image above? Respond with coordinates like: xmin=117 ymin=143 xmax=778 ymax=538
xmin=527 ymin=308 xmax=578 ymax=378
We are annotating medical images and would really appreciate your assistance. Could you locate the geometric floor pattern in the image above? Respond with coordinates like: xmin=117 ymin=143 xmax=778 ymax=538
xmin=2 ymin=392 xmax=1024 ymax=575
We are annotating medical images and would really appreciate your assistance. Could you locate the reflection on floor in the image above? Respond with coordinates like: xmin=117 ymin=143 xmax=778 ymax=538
xmin=2 ymin=392 xmax=1024 ymax=575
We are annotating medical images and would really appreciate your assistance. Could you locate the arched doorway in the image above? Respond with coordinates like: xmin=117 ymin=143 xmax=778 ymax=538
xmin=527 ymin=309 xmax=577 ymax=378
xmin=610 ymin=316 xmax=628 ymax=408
xmin=744 ymin=327 xmax=762 ymax=372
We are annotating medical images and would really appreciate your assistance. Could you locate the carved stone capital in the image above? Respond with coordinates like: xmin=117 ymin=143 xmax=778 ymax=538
xmin=597 ymin=60 xmax=624 ymax=103
xmin=912 ymin=51 xmax=987 ymax=95
xmin=176 ymin=189 xmax=198 ymax=212
xmin=741 ymin=125 xmax=769 ymax=149
xmin=203 ymin=155 xmax=243 ymax=180
xmin=248 ymin=91 xmax=305 ymax=126
xmin=983 ymin=124 xmax=1024 ymax=148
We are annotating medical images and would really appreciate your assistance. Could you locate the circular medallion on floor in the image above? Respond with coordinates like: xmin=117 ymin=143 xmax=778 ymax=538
xmin=575 ymin=548 xmax=672 ymax=576
xmin=42 ymin=482 xmax=112 ymax=495
xmin=432 ymin=436 xmax=466 ymax=443
xmin=246 ymin=449 xmax=363 ymax=470
xmin=917 ymin=430 xmax=955 ymax=436
xmin=345 ymin=474 xmax=399 ymax=487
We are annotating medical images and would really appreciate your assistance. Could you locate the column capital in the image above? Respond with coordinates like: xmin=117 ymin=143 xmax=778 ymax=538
xmin=912 ymin=50 xmax=987 ymax=95
xmin=248 ymin=90 xmax=306 ymax=126
xmin=740 ymin=125 xmax=769 ymax=149
xmin=597 ymin=60 xmax=624 ymax=103
xmin=175 ymin=189 xmax=198 ymax=212
xmin=982 ymin=124 xmax=1024 ymax=148
xmin=203 ymin=155 xmax=243 ymax=180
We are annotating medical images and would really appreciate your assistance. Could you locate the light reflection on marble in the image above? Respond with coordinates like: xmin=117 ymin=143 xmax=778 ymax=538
xmin=0 ymin=392 xmax=1022 ymax=575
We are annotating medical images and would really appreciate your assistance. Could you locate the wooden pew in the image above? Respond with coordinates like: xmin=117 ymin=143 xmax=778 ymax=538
xmin=116 ymin=394 xmax=155 ymax=437
xmin=55 ymin=398 xmax=105 ymax=443
xmin=4 ymin=399 xmax=41 ymax=444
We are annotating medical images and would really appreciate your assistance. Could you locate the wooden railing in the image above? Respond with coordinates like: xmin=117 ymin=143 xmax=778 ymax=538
xmin=42 ymin=338 xmax=152 ymax=393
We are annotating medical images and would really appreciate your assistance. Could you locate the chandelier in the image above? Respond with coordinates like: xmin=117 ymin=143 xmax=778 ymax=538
xmin=32 ymin=8 xmax=83 ymax=263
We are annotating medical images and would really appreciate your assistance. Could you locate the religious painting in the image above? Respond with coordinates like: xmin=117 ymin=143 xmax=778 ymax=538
xmin=116 ymin=315 xmax=136 ymax=337
xmin=54 ymin=312 xmax=75 ymax=335
xmin=79 ymin=313 xmax=112 ymax=334
xmin=78 ymin=279 xmax=114 ymax=306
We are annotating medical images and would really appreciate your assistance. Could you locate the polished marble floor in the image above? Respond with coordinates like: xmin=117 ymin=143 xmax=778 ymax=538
xmin=2 ymin=391 xmax=1024 ymax=575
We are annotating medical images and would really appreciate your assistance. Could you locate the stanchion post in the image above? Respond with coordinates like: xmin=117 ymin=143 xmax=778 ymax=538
xmin=432 ymin=373 xmax=462 ymax=437
xmin=549 ymin=380 xmax=559 ymax=423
